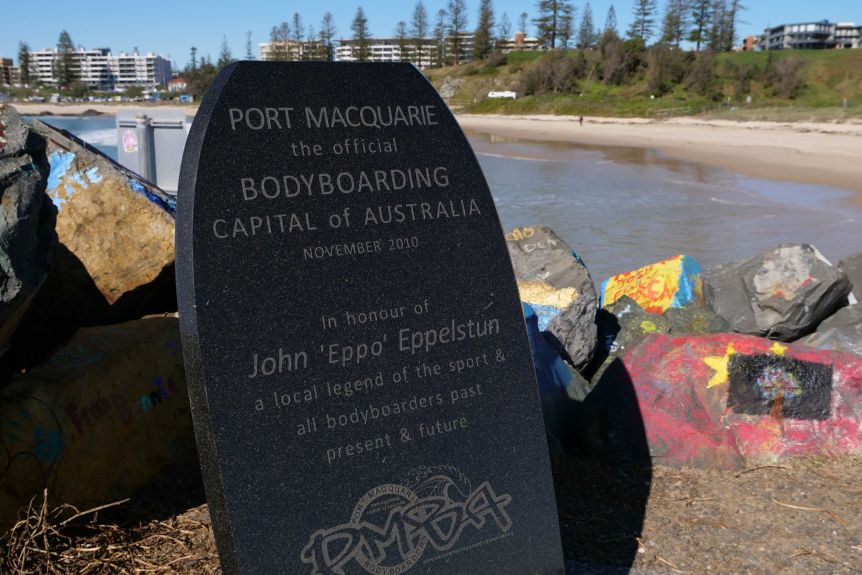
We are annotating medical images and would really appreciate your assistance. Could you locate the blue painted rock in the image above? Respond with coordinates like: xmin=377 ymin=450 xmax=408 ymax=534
xmin=5 ymin=121 xmax=177 ymax=368
xmin=506 ymin=226 xmax=598 ymax=368
xmin=0 ymin=316 xmax=196 ymax=532
xmin=703 ymin=244 xmax=851 ymax=341
xmin=600 ymin=254 xmax=704 ymax=314
xmin=0 ymin=105 xmax=56 ymax=355
xmin=580 ymin=333 xmax=862 ymax=469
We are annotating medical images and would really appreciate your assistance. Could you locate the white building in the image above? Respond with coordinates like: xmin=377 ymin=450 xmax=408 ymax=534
xmin=495 ymin=32 xmax=544 ymax=53
xmin=24 ymin=48 xmax=171 ymax=90
xmin=259 ymin=40 xmax=327 ymax=61
xmin=335 ymin=38 xmax=438 ymax=68
xmin=761 ymin=20 xmax=861 ymax=50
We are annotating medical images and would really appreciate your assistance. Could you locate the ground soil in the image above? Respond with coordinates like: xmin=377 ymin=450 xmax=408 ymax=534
xmin=2 ymin=455 xmax=860 ymax=574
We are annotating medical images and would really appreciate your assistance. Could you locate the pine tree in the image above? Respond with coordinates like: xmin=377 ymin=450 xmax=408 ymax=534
xmin=293 ymin=13 xmax=304 ymax=44
xmin=723 ymin=0 xmax=745 ymax=51
xmin=577 ymin=2 xmax=597 ymax=48
xmin=534 ymin=0 xmax=571 ymax=49
xmin=498 ymin=12 xmax=512 ymax=40
xmin=320 ymin=12 xmax=337 ymax=61
xmin=473 ymin=0 xmax=496 ymax=60
xmin=245 ymin=31 xmax=254 ymax=60
xmin=448 ymin=0 xmax=468 ymax=65
xmin=604 ymin=5 xmax=618 ymax=34
xmin=190 ymin=46 xmax=198 ymax=70
xmin=411 ymin=1 xmax=429 ymax=66
xmin=56 ymin=30 xmax=77 ymax=88
xmin=395 ymin=21 xmax=409 ymax=61
xmin=217 ymin=35 xmax=234 ymax=69
xmin=688 ymin=0 xmax=712 ymax=51
xmin=627 ymin=0 xmax=658 ymax=42
xmin=351 ymin=7 xmax=371 ymax=61
xmin=17 ymin=42 xmax=31 ymax=86
xmin=434 ymin=9 xmax=448 ymax=66
xmin=519 ymin=12 xmax=529 ymax=34
xmin=708 ymin=0 xmax=726 ymax=51
xmin=660 ymin=0 xmax=688 ymax=46
xmin=559 ymin=4 xmax=576 ymax=49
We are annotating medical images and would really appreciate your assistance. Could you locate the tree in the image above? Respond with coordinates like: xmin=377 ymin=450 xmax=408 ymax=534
xmin=320 ymin=12 xmax=337 ymax=61
xmin=723 ymin=0 xmax=745 ymax=52
xmin=395 ymin=21 xmax=409 ymax=61
xmin=534 ymin=1 xmax=573 ymax=49
xmin=604 ymin=5 xmax=618 ymax=34
xmin=577 ymin=2 xmax=597 ymax=48
xmin=434 ymin=9 xmax=448 ymax=66
xmin=411 ymin=1 xmax=429 ymax=66
xmin=447 ymin=0 xmax=468 ymax=65
xmin=627 ymin=0 xmax=658 ymax=42
xmin=688 ymin=0 xmax=712 ymax=51
xmin=190 ymin=46 xmax=198 ymax=70
xmin=519 ymin=12 xmax=529 ymax=34
xmin=351 ymin=7 xmax=371 ymax=61
xmin=708 ymin=0 xmax=726 ymax=51
xmin=660 ymin=0 xmax=687 ymax=46
xmin=269 ymin=22 xmax=291 ymax=60
xmin=17 ymin=42 xmax=31 ymax=86
xmin=473 ymin=0 xmax=495 ymax=60
xmin=558 ymin=4 xmax=576 ymax=49
xmin=245 ymin=31 xmax=254 ymax=59
xmin=293 ymin=13 xmax=304 ymax=44
xmin=498 ymin=12 xmax=512 ymax=40
xmin=56 ymin=30 xmax=77 ymax=88
xmin=217 ymin=35 xmax=234 ymax=69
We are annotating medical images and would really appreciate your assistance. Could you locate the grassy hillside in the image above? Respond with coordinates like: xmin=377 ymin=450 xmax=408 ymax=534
xmin=426 ymin=49 xmax=862 ymax=119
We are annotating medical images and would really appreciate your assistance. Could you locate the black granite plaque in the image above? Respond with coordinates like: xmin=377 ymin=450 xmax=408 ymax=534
xmin=176 ymin=62 xmax=565 ymax=575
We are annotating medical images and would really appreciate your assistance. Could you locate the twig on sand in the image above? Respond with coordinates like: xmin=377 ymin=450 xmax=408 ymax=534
xmin=772 ymin=499 xmax=847 ymax=525
xmin=734 ymin=465 xmax=789 ymax=477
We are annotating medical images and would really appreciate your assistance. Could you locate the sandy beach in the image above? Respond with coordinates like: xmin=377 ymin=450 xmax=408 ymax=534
xmin=458 ymin=114 xmax=862 ymax=197
xmin=11 ymin=102 xmax=862 ymax=196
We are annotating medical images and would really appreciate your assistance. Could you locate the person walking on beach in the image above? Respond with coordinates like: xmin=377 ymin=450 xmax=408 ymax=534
xmin=579 ymin=116 xmax=583 ymax=126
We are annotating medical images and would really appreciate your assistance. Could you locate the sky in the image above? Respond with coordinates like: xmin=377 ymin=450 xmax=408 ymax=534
xmin=3 ymin=0 xmax=861 ymax=69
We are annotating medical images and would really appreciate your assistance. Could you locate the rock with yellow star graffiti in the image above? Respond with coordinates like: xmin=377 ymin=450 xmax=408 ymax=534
xmin=578 ymin=332 xmax=862 ymax=469
xmin=703 ymin=244 xmax=852 ymax=342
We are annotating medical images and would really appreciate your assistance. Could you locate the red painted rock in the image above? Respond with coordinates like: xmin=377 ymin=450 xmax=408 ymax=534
xmin=580 ymin=333 xmax=862 ymax=469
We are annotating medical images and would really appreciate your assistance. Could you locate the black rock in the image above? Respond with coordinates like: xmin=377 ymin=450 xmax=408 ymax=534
xmin=663 ymin=305 xmax=729 ymax=335
xmin=797 ymin=303 xmax=862 ymax=356
xmin=0 ymin=105 xmax=57 ymax=356
xmin=839 ymin=253 xmax=862 ymax=300
xmin=703 ymin=244 xmax=851 ymax=341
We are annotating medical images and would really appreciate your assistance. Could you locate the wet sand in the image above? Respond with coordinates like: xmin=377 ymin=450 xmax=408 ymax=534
xmin=458 ymin=114 xmax=862 ymax=199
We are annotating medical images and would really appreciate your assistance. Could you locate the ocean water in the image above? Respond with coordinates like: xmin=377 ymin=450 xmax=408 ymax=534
xmin=35 ymin=115 xmax=862 ymax=283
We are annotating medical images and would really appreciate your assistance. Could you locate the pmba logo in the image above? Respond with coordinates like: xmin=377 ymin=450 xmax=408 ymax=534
xmin=300 ymin=466 xmax=513 ymax=575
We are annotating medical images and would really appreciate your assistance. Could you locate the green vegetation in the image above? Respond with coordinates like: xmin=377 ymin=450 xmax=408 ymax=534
xmin=426 ymin=47 xmax=862 ymax=118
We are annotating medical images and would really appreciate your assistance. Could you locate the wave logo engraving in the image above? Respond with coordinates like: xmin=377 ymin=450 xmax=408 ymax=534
xmin=300 ymin=466 xmax=513 ymax=574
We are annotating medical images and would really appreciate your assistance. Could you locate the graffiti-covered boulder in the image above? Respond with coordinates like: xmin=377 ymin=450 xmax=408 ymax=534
xmin=797 ymin=304 xmax=862 ymax=356
xmin=663 ymin=305 xmax=729 ymax=335
xmin=839 ymin=252 xmax=862 ymax=301
xmin=0 ymin=316 xmax=195 ymax=532
xmin=0 ymin=105 xmax=57 ymax=355
xmin=506 ymin=226 xmax=598 ymax=367
xmin=703 ymin=244 xmax=851 ymax=341
xmin=6 ymin=121 xmax=177 ymax=368
xmin=524 ymin=304 xmax=589 ymax=450
xmin=589 ymin=296 xmax=669 ymax=384
xmin=600 ymin=254 xmax=703 ymax=314
xmin=579 ymin=333 xmax=862 ymax=469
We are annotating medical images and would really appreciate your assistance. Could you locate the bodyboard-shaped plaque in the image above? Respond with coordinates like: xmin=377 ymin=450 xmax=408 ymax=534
xmin=176 ymin=61 xmax=565 ymax=574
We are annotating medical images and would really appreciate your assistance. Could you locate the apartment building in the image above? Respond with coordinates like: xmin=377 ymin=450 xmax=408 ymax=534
xmin=495 ymin=32 xmax=544 ymax=53
xmin=24 ymin=48 xmax=171 ymax=89
xmin=334 ymin=38 xmax=438 ymax=68
xmin=259 ymin=40 xmax=328 ymax=62
xmin=761 ymin=20 xmax=861 ymax=50
xmin=0 ymin=58 xmax=14 ymax=86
